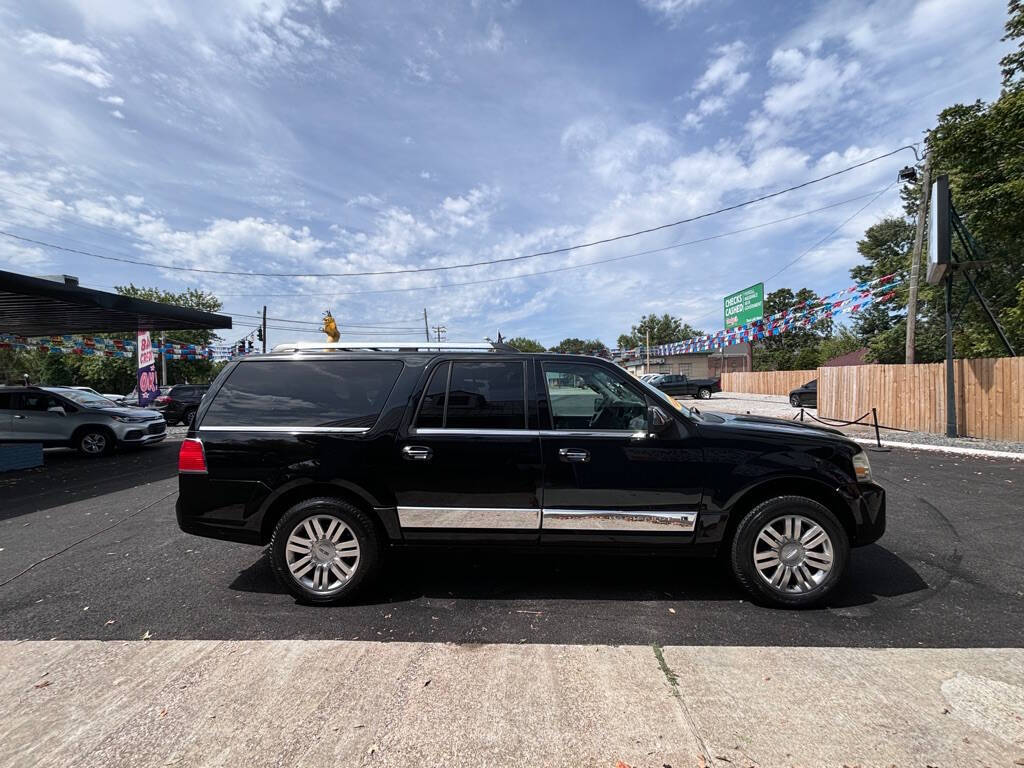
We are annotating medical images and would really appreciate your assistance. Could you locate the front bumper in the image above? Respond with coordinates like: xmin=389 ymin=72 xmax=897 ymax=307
xmin=838 ymin=481 xmax=886 ymax=546
xmin=114 ymin=419 xmax=168 ymax=445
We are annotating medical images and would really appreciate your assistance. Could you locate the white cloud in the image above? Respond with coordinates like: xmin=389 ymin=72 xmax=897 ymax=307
xmin=637 ymin=0 xmax=705 ymax=26
xmin=480 ymin=22 xmax=505 ymax=52
xmin=683 ymin=41 xmax=750 ymax=129
xmin=110 ymin=109 xmax=125 ymax=120
xmin=19 ymin=32 xmax=113 ymax=88
xmin=98 ymin=95 xmax=124 ymax=105
xmin=763 ymin=48 xmax=861 ymax=117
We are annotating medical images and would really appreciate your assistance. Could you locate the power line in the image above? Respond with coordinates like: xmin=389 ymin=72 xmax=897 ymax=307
xmin=761 ymin=181 xmax=896 ymax=285
xmin=212 ymin=189 xmax=888 ymax=298
xmin=0 ymin=145 xmax=917 ymax=279
xmin=227 ymin=311 xmax=425 ymax=327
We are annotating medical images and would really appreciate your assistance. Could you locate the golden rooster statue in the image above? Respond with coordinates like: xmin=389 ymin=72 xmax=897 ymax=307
xmin=321 ymin=310 xmax=340 ymax=343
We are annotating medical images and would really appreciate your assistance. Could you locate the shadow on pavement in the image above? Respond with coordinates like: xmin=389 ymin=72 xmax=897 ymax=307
xmin=0 ymin=440 xmax=179 ymax=521
xmin=229 ymin=542 xmax=928 ymax=609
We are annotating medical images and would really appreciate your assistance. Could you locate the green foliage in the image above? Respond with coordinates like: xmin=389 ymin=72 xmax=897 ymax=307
xmin=114 ymin=284 xmax=226 ymax=386
xmin=505 ymin=336 xmax=546 ymax=353
xmin=549 ymin=338 xmax=609 ymax=356
xmin=752 ymin=287 xmax=836 ymax=371
xmin=0 ymin=349 xmax=48 ymax=386
xmin=42 ymin=354 xmax=73 ymax=386
xmin=1001 ymin=0 xmax=1024 ymax=87
xmin=617 ymin=314 xmax=704 ymax=349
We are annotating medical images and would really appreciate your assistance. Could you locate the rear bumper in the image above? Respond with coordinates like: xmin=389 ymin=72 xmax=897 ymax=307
xmin=176 ymin=496 xmax=262 ymax=544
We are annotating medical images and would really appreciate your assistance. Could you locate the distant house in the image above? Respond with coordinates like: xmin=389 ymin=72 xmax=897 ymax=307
xmin=615 ymin=342 xmax=752 ymax=378
xmin=823 ymin=347 xmax=869 ymax=367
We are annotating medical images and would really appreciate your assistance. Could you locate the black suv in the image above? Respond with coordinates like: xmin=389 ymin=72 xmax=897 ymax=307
xmin=155 ymin=384 xmax=208 ymax=425
xmin=176 ymin=343 xmax=885 ymax=608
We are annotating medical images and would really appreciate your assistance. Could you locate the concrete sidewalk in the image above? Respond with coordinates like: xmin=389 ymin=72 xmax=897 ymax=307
xmin=1 ymin=642 xmax=1021 ymax=767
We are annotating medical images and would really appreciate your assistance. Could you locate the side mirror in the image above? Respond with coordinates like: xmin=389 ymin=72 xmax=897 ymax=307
xmin=648 ymin=405 xmax=671 ymax=434
xmin=47 ymin=406 xmax=66 ymax=416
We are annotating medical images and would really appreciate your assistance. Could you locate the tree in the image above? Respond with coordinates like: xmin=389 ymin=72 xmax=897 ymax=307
xmin=847 ymin=217 xmax=923 ymax=363
xmin=115 ymin=284 xmax=225 ymax=385
xmin=549 ymin=338 xmax=609 ymax=356
xmin=42 ymin=354 xmax=73 ymax=386
xmin=1001 ymin=0 xmax=1024 ymax=87
xmin=617 ymin=314 xmax=703 ymax=349
xmin=753 ymin=287 xmax=833 ymax=371
xmin=505 ymin=336 xmax=546 ymax=353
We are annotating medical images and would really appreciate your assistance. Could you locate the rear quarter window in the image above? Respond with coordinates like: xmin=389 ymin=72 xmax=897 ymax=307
xmin=202 ymin=359 xmax=404 ymax=429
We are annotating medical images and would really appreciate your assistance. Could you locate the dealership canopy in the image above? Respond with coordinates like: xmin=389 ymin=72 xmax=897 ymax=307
xmin=0 ymin=270 xmax=232 ymax=336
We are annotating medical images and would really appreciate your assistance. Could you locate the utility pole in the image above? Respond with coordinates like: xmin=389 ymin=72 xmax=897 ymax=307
xmin=261 ymin=305 xmax=267 ymax=353
xmin=905 ymin=153 xmax=931 ymax=364
xmin=432 ymin=325 xmax=447 ymax=343
xmin=423 ymin=308 xmax=430 ymax=342
xmin=160 ymin=332 xmax=167 ymax=386
xmin=645 ymin=328 xmax=650 ymax=374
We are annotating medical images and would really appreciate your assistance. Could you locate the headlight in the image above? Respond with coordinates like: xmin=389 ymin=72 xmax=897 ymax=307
xmin=110 ymin=414 xmax=146 ymax=423
xmin=852 ymin=450 xmax=872 ymax=483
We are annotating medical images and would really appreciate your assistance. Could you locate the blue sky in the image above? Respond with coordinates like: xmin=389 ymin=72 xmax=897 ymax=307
xmin=0 ymin=0 xmax=1011 ymax=348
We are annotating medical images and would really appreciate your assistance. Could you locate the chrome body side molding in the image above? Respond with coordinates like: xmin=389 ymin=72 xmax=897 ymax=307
xmin=540 ymin=509 xmax=697 ymax=532
xmin=397 ymin=506 xmax=541 ymax=529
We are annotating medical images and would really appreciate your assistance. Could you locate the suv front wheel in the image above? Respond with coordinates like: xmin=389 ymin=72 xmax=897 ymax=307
xmin=269 ymin=497 xmax=380 ymax=605
xmin=730 ymin=495 xmax=848 ymax=608
xmin=76 ymin=427 xmax=114 ymax=456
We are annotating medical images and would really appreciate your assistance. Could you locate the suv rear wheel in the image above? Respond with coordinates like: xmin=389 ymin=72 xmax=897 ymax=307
xmin=730 ymin=495 xmax=848 ymax=608
xmin=697 ymin=387 xmax=712 ymax=399
xmin=76 ymin=427 xmax=114 ymax=456
xmin=183 ymin=407 xmax=198 ymax=426
xmin=269 ymin=497 xmax=380 ymax=605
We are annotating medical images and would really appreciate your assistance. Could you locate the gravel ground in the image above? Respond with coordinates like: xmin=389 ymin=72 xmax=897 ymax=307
xmin=706 ymin=392 xmax=1024 ymax=455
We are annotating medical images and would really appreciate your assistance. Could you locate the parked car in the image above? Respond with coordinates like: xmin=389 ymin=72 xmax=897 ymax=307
xmin=176 ymin=343 xmax=885 ymax=608
xmin=67 ymin=386 xmax=126 ymax=403
xmin=154 ymin=384 xmax=209 ymax=425
xmin=651 ymin=373 xmax=721 ymax=399
xmin=790 ymin=379 xmax=818 ymax=408
xmin=0 ymin=386 xmax=166 ymax=455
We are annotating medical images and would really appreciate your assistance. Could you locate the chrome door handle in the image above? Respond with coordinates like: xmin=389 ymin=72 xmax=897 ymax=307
xmin=13 ymin=414 xmax=27 ymax=419
xmin=558 ymin=447 xmax=590 ymax=463
xmin=402 ymin=445 xmax=433 ymax=461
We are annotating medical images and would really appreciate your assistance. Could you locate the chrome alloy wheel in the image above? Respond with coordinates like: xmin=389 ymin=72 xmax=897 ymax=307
xmin=753 ymin=514 xmax=834 ymax=593
xmin=81 ymin=432 xmax=107 ymax=454
xmin=285 ymin=514 xmax=361 ymax=594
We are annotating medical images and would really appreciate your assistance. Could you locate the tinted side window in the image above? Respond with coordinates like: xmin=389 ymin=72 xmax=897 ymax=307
xmin=16 ymin=393 xmax=62 ymax=411
xmin=415 ymin=362 xmax=449 ymax=428
xmin=0 ymin=393 xmax=12 ymax=409
xmin=544 ymin=362 xmax=646 ymax=431
xmin=445 ymin=361 xmax=526 ymax=430
xmin=203 ymin=360 xmax=404 ymax=428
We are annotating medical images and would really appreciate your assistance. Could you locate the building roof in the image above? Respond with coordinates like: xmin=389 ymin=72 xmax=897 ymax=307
xmin=0 ymin=270 xmax=232 ymax=336
xmin=823 ymin=347 xmax=869 ymax=367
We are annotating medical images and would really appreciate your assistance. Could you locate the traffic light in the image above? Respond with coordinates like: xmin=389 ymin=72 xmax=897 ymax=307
xmin=247 ymin=339 xmax=254 ymax=353
xmin=256 ymin=327 xmax=264 ymax=342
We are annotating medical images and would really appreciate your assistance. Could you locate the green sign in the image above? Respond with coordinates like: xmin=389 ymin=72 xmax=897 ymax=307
xmin=724 ymin=282 xmax=764 ymax=328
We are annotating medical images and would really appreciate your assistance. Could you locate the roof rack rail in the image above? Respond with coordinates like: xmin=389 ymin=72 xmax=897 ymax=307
xmin=271 ymin=340 xmax=517 ymax=353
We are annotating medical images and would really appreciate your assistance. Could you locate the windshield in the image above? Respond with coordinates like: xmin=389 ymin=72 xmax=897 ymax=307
xmin=46 ymin=388 xmax=117 ymax=408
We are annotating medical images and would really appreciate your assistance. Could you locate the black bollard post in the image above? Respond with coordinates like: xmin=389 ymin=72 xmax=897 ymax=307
xmin=869 ymin=407 xmax=891 ymax=452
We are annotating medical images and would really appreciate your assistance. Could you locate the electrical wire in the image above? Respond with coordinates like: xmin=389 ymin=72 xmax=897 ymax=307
xmin=761 ymin=181 xmax=897 ymax=284
xmin=0 ymin=145 xmax=917 ymax=279
xmin=211 ymin=189 xmax=889 ymax=298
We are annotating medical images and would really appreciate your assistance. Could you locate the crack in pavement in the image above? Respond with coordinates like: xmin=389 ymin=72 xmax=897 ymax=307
xmin=651 ymin=643 xmax=718 ymax=767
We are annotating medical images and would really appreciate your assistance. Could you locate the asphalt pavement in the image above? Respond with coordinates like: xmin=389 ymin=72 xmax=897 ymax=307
xmin=1 ymin=438 xmax=1021 ymax=646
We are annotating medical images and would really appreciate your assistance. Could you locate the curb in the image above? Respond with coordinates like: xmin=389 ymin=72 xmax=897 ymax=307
xmin=851 ymin=437 xmax=1024 ymax=461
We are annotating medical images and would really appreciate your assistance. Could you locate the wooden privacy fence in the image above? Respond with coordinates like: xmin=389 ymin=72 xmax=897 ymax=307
xmin=817 ymin=357 xmax=1024 ymax=442
xmin=720 ymin=369 xmax=817 ymax=397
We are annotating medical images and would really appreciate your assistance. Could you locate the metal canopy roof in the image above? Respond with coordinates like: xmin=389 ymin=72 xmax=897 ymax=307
xmin=0 ymin=270 xmax=232 ymax=336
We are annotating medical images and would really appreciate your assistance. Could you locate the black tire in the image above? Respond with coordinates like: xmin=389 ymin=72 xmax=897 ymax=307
xmin=697 ymin=387 xmax=712 ymax=399
xmin=790 ymin=394 xmax=801 ymax=408
xmin=76 ymin=426 xmax=115 ymax=456
xmin=183 ymin=408 xmax=198 ymax=426
xmin=269 ymin=496 xmax=380 ymax=605
xmin=729 ymin=495 xmax=849 ymax=608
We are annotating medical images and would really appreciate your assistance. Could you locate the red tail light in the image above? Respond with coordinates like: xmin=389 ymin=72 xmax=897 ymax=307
xmin=155 ymin=395 xmax=170 ymax=404
xmin=178 ymin=438 xmax=207 ymax=473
